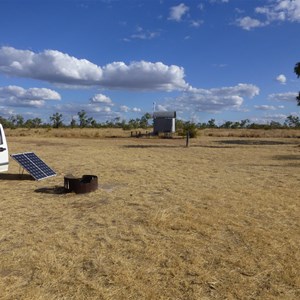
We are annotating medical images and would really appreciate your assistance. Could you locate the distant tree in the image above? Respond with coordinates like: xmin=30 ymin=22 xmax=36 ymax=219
xmin=294 ymin=62 xmax=300 ymax=105
xmin=207 ymin=118 xmax=217 ymax=128
xmin=269 ymin=121 xmax=282 ymax=129
xmin=0 ymin=116 xmax=12 ymax=128
xmin=183 ymin=121 xmax=198 ymax=138
xmin=175 ymin=119 xmax=185 ymax=130
xmin=284 ymin=115 xmax=300 ymax=128
xmin=50 ymin=112 xmax=63 ymax=128
xmin=25 ymin=118 xmax=42 ymax=128
xmin=70 ymin=118 xmax=76 ymax=128
xmin=9 ymin=114 xmax=24 ymax=127
xmin=294 ymin=62 xmax=300 ymax=78
xmin=140 ymin=113 xmax=152 ymax=129
xmin=221 ymin=121 xmax=233 ymax=128
xmin=78 ymin=110 xmax=88 ymax=128
xmin=240 ymin=119 xmax=250 ymax=128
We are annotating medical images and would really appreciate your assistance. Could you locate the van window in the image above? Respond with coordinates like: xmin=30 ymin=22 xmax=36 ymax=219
xmin=0 ymin=129 xmax=2 ymax=145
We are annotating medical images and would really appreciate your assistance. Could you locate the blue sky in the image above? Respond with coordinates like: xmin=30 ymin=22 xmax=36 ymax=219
xmin=0 ymin=0 xmax=299 ymax=125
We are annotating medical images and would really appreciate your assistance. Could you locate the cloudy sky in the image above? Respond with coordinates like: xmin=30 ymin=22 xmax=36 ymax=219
xmin=0 ymin=0 xmax=299 ymax=124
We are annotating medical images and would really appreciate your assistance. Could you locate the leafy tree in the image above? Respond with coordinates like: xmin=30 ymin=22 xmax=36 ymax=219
xmin=0 ymin=116 xmax=12 ymax=128
xmin=294 ymin=62 xmax=300 ymax=105
xmin=207 ymin=118 xmax=217 ymax=128
xmin=284 ymin=115 xmax=300 ymax=128
xmin=9 ymin=114 xmax=24 ymax=127
xmin=70 ymin=118 xmax=76 ymax=128
xmin=221 ymin=121 xmax=233 ymax=128
xmin=50 ymin=112 xmax=63 ymax=128
xmin=294 ymin=62 xmax=300 ymax=78
xmin=78 ymin=110 xmax=88 ymax=128
xmin=140 ymin=113 xmax=152 ymax=129
xmin=25 ymin=118 xmax=42 ymax=128
xmin=183 ymin=121 xmax=198 ymax=138
xmin=268 ymin=121 xmax=282 ymax=129
xmin=240 ymin=119 xmax=250 ymax=128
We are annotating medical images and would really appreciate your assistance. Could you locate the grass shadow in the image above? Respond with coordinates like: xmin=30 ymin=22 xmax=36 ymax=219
xmin=124 ymin=144 xmax=181 ymax=149
xmin=0 ymin=173 xmax=33 ymax=181
xmin=273 ymin=155 xmax=300 ymax=161
xmin=35 ymin=186 xmax=68 ymax=194
xmin=123 ymin=144 xmax=234 ymax=149
xmin=218 ymin=140 xmax=291 ymax=146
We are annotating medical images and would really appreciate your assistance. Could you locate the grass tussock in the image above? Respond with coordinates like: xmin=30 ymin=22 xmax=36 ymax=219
xmin=0 ymin=134 xmax=299 ymax=299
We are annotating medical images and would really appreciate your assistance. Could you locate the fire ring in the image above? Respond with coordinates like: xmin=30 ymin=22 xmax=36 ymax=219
xmin=64 ymin=174 xmax=98 ymax=194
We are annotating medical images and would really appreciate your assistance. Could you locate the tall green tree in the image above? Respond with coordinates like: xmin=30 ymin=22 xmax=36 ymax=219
xmin=284 ymin=115 xmax=300 ymax=128
xmin=78 ymin=110 xmax=88 ymax=128
xmin=294 ymin=62 xmax=300 ymax=105
xmin=50 ymin=112 xmax=63 ymax=128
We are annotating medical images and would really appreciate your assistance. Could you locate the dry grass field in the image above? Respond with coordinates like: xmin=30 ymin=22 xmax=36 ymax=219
xmin=0 ymin=129 xmax=299 ymax=299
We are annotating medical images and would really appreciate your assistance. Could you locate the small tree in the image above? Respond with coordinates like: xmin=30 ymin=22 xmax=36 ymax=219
xmin=70 ymin=118 xmax=76 ymax=128
xmin=140 ymin=113 xmax=152 ymax=129
xmin=78 ymin=110 xmax=88 ymax=128
xmin=284 ymin=115 xmax=300 ymax=128
xmin=50 ymin=112 xmax=63 ymax=128
xmin=207 ymin=118 xmax=217 ymax=128
xmin=294 ymin=62 xmax=300 ymax=106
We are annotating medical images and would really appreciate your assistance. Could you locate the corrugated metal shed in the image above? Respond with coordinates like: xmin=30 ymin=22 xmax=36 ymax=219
xmin=153 ymin=111 xmax=176 ymax=135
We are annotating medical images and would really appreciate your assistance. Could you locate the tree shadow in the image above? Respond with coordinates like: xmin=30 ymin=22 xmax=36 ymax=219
xmin=0 ymin=173 xmax=33 ymax=181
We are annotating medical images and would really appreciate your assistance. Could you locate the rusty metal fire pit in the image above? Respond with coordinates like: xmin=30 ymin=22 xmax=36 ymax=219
xmin=64 ymin=174 xmax=98 ymax=194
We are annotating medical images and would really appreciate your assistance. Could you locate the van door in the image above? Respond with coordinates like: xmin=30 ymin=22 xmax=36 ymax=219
xmin=0 ymin=124 xmax=9 ymax=172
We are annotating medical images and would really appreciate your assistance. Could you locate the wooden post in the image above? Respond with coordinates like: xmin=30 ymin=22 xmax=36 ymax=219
xmin=186 ymin=131 xmax=190 ymax=147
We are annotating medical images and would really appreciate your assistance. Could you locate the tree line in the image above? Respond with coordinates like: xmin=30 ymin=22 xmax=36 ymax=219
xmin=1 ymin=110 xmax=299 ymax=131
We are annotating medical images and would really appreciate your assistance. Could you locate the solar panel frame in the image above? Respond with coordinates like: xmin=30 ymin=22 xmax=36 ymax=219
xmin=11 ymin=152 xmax=56 ymax=181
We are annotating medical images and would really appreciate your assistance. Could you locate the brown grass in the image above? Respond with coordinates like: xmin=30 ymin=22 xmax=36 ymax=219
xmin=0 ymin=129 xmax=299 ymax=299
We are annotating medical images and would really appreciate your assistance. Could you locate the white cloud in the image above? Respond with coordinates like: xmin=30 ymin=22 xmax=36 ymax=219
xmin=236 ymin=16 xmax=267 ymax=30
xmin=0 ymin=47 xmax=103 ymax=84
xmin=0 ymin=47 xmax=188 ymax=91
xmin=0 ymin=85 xmax=61 ymax=107
xmin=237 ymin=0 xmax=300 ymax=30
xmin=209 ymin=0 xmax=229 ymax=3
xmin=268 ymin=92 xmax=298 ymax=102
xmin=101 ymin=60 xmax=188 ymax=91
xmin=120 ymin=105 xmax=130 ymax=112
xmin=168 ymin=3 xmax=189 ymax=22
xmin=118 ymin=105 xmax=143 ymax=113
xmin=0 ymin=106 xmax=14 ymax=117
xmin=276 ymin=74 xmax=287 ymax=84
xmin=256 ymin=0 xmax=300 ymax=23
xmin=90 ymin=93 xmax=113 ymax=105
xmin=54 ymin=103 xmax=119 ymax=121
xmin=163 ymin=83 xmax=259 ymax=113
xmin=129 ymin=27 xmax=160 ymax=40
xmin=190 ymin=20 xmax=204 ymax=27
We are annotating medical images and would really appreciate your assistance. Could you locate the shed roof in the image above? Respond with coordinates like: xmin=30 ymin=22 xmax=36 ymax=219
xmin=153 ymin=111 xmax=176 ymax=119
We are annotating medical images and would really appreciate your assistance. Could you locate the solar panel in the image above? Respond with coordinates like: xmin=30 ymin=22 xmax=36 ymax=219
xmin=11 ymin=152 xmax=56 ymax=180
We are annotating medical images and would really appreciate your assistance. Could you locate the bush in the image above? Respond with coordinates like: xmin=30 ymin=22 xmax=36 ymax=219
xmin=177 ymin=121 xmax=198 ymax=138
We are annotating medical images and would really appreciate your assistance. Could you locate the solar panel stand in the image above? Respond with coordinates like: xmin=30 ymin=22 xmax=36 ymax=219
xmin=11 ymin=152 xmax=57 ymax=181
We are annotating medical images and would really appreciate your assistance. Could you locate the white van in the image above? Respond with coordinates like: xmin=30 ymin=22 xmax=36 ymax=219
xmin=0 ymin=124 xmax=9 ymax=172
